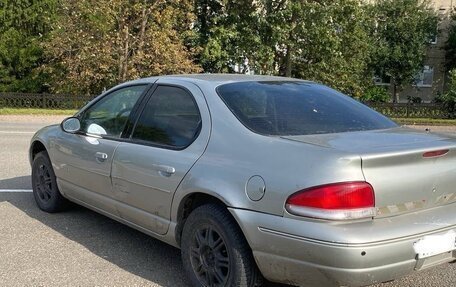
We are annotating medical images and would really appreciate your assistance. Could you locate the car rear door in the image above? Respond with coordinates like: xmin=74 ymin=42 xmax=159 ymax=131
xmin=111 ymin=79 xmax=211 ymax=235
xmin=53 ymin=84 xmax=150 ymax=215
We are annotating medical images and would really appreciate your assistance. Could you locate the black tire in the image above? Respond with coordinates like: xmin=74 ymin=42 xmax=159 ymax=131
xmin=181 ymin=203 xmax=262 ymax=287
xmin=31 ymin=151 xmax=69 ymax=213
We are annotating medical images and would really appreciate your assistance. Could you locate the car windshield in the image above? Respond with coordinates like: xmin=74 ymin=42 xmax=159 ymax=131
xmin=217 ymin=81 xmax=397 ymax=136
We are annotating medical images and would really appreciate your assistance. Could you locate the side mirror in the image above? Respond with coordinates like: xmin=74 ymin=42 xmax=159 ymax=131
xmin=61 ymin=117 xmax=81 ymax=133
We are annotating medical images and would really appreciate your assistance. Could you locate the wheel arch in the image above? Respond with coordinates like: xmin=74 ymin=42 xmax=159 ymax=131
xmin=30 ymin=140 xmax=48 ymax=164
xmin=174 ymin=191 xmax=236 ymax=247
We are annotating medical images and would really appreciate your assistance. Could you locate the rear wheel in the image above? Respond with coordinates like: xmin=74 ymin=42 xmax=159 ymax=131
xmin=181 ymin=203 xmax=262 ymax=287
xmin=32 ymin=151 xmax=69 ymax=213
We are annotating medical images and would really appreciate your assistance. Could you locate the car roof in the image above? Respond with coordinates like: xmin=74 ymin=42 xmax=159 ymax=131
xmin=122 ymin=74 xmax=313 ymax=87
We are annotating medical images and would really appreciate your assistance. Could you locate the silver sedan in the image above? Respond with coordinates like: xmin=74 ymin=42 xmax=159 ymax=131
xmin=29 ymin=75 xmax=456 ymax=287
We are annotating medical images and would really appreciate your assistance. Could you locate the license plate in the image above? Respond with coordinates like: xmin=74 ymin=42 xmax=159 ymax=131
xmin=413 ymin=230 xmax=456 ymax=259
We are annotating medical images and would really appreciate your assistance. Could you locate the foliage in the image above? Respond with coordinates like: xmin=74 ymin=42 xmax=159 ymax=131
xmin=367 ymin=0 xmax=438 ymax=102
xmin=0 ymin=0 xmax=57 ymax=92
xmin=194 ymin=0 xmax=372 ymax=97
xmin=0 ymin=0 xmax=446 ymax=98
xmin=435 ymin=69 xmax=456 ymax=117
xmin=359 ymin=86 xmax=390 ymax=102
xmin=272 ymin=0 xmax=372 ymax=97
xmin=194 ymin=0 xmax=264 ymax=74
xmin=445 ymin=8 xmax=456 ymax=70
xmin=447 ymin=70 xmax=456 ymax=98
xmin=42 ymin=0 xmax=201 ymax=95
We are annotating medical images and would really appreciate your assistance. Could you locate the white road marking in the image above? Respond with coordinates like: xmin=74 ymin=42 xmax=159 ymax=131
xmin=0 ymin=131 xmax=35 ymax=134
xmin=0 ymin=189 xmax=33 ymax=193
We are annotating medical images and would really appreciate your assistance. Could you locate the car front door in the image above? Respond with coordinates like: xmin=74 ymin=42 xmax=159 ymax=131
xmin=53 ymin=84 xmax=150 ymax=215
xmin=111 ymin=80 xmax=210 ymax=235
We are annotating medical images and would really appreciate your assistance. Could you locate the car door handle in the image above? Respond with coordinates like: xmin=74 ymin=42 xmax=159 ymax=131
xmin=153 ymin=164 xmax=175 ymax=177
xmin=95 ymin=152 xmax=108 ymax=162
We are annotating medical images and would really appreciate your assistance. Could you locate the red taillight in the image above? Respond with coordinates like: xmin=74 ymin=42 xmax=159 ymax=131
xmin=285 ymin=182 xmax=375 ymax=220
xmin=423 ymin=149 xmax=449 ymax=158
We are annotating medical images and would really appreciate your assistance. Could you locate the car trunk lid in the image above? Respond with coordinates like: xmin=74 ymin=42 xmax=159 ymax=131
xmin=282 ymin=127 xmax=456 ymax=217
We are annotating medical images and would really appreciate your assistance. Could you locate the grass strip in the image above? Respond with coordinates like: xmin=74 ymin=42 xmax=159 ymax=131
xmin=393 ymin=118 xmax=456 ymax=126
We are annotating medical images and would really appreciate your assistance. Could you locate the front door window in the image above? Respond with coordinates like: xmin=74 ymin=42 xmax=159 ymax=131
xmin=80 ymin=85 xmax=147 ymax=137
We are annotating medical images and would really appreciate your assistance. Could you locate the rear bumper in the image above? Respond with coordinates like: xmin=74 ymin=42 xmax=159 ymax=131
xmin=229 ymin=205 xmax=456 ymax=287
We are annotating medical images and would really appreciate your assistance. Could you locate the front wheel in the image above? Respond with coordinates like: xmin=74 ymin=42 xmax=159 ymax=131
xmin=31 ymin=151 xmax=69 ymax=213
xmin=181 ymin=203 xmax=262 ymax=287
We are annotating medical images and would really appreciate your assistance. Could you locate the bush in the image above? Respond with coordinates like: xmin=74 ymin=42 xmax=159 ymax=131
xmin=407 ymin=95 xmax=422 ymax=104
xmin=359 ymin=86 xmax=390 ymax=102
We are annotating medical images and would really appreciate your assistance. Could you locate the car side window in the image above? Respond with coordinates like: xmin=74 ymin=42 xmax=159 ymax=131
xmin=132 ymin=86 xmax=202 ymax=148
xmin=80 ymin=85 xmax=147 ymax=137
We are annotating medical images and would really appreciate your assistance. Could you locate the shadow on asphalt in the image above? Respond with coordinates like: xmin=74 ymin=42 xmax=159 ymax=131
xmin=0 ymin=176 xmax=289 ymax=287
xmin=0 ymin=175 xmax=31 ymax=189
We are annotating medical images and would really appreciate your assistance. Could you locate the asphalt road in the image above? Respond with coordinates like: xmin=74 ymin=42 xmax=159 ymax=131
xmin=0 ymin=116 xmax=455 ymax=287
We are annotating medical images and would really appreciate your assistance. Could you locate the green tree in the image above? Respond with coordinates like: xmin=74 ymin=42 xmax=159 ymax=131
xmin=0 ymin=0 xmax=57 ymax=92
xmin=194 ymin=0 xmax=262 ymax=73
xmin=368 ymin=0 xmax=438 ymax=102
xmin=276 ymin=0 xmax=372 ymax=97
xmin=194 ymin=0 xmax=372 ymax=97
xmin=43 ymin=0 xmax=201 ymax=95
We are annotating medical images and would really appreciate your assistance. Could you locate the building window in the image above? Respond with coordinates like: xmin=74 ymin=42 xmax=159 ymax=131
xmin=414 ymin=66 xmax=434 ymax=87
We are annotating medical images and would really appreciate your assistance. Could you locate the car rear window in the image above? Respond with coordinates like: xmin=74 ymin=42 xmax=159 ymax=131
xmin=216 ymin=81 xmax=397 ymax=136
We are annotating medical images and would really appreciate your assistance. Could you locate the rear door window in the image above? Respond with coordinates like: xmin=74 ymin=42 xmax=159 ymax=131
xmin=131 ymin=86 xmax=202 ymax=148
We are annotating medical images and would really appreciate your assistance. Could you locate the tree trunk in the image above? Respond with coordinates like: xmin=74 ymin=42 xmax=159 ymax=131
xmin=118 ymin=22 xmax=124 ymax=81
xmin=122 ymin=26 xmax=129 ymax=81
xmin=392 ymin=82 xmax=399 ymax=103
xmin=285 ymin=45 xmax=292 ymax=77
xmin=284 ymin=8 xmax=297 ymax=78
xmin=138 ymin=3 xmax=148 ymax=56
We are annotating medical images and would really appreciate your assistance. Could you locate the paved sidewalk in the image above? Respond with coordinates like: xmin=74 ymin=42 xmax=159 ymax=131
xmin=0 ymin=115 xmax=68 ymax=123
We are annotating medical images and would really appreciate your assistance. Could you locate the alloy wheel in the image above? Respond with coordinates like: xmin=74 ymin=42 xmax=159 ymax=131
xmin=190 ymin=226 xmax=230 ymax=287
xmin=34 ymin=163 xmax=53 ymax=202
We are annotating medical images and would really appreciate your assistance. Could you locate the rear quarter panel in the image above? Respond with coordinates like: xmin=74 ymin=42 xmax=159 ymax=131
xmin=170 ymin=82 xmax=366 ymax=222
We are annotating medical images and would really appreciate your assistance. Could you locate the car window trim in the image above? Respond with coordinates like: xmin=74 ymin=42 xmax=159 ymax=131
xmin=122 ymin=84 xmax=158 ymax=138
xmin=127 ymin=83 xmax=203 ymax=151
xmin=74 ymin=83 xmax=154 ymax=140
